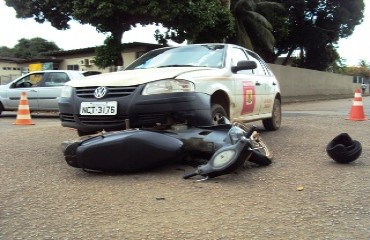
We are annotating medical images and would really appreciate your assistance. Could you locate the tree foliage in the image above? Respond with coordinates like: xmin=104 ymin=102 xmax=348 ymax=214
xmin=345 ymin=66 xmax=370 ymax=78
xmin=4 ymin=0 xmax=365 ymax=71
xmin=5 ymin=0 xmax=235 ymax=68
xmin=341 ymin=60 xmax=370 ymax=78
xmin=155 ymin=1 xmax=235 ymax=44
xmin=228 ymin=0 xmax=286 ymax=61
xmin=0 ymin=38 xmax=61 ymax=59
xmin=272 ymin=0 xmax=365 ymax=70
xmin=0 ymin=46 xmax=14 ymax=57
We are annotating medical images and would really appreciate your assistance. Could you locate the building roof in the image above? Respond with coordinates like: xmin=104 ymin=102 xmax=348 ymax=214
xmin=0 ymin=56 xmax=25 ymax=62
xmin=45 ymin=42 xmax=164 ymax=56
xmin=0 ymin=42 xmax=164 ymax=65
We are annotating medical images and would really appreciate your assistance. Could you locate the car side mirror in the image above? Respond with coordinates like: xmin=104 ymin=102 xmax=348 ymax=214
xmin=231 ymin=60 xmax=257 ymax=73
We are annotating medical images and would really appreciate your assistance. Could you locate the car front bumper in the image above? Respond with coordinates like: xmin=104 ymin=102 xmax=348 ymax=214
xmin=58 ymin=85 xmax=212 ymax=132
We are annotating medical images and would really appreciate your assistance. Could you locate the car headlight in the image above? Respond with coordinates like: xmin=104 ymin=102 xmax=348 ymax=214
xmin=142 ymin=79 xmax=195 ymax=95
xmin=60 ymin=85 xmax=73 ymax=98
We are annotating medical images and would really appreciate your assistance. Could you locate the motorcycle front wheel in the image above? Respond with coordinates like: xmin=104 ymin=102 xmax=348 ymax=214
xmin=232 ymin=122 xmax=273 ymax=166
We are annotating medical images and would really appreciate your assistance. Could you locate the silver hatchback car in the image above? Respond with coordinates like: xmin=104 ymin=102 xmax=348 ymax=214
xmin=0 ymin=70 xmax=98 ymax=115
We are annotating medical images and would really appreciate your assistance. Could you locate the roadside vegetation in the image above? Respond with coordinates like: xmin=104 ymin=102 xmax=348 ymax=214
xmin=2 ymin=0 xmax=367 ymax=74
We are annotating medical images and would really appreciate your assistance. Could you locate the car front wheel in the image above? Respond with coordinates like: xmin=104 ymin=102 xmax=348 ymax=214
xmin=262 ymin=98 xmax=281 ymax=131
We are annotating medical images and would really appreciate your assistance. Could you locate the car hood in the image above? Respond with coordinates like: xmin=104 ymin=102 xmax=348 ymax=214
xmin=66 ymin=67 xmax=216 ymax=87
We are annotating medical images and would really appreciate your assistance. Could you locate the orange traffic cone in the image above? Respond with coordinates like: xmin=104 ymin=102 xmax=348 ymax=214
xmin=346 ymin=89 xmax=367 ymax=121
xmin=13 ymin=92 xmax=34 ymax=125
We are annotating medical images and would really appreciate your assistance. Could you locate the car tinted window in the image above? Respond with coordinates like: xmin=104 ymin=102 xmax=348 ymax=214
xmin=246 ymin=51 xmax=267 ymax=75
xmin=44 ymin=73 xmax=70 ymax=87
xmin=126 ymin=45 xmax=226 ymax=70
xmin=13 ymin=73 xmax=44 ymax=88
xmin=231 ymin=47 xmax=253 ymax=74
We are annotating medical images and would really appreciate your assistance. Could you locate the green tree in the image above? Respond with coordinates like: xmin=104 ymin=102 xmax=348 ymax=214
xmin=6 ymin=0 xmax=364 ymax=70
xmin=273 ymin=0 xmax=365 ymax=70
xmin=6 ymin=0 xmax=234 ymax=68
xmin=228 ymin=0 xmax=286 ymax=61
xmin=12 ymin=38 xmax=61 ymax=59
xmin=0 ymin=38 xmax=61 ymax=59
xmin=0 ymin=46 xmax=15 ymax=57
xmin=154 ymin=1 xmax=235 ymax=44
xmin=345 ymin=66 xmax=370 ymax=78
xmin=329 ymin=57 xmax=348 ymax=74
xmin=358 ymin=59 xmax=370 ymax=68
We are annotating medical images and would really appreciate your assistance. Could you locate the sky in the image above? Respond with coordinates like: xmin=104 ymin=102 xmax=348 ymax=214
xmin=0 ymin=0 xmax=369 ymax=66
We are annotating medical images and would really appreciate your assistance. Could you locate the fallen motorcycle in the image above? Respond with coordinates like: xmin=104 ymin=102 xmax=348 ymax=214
xmin=62 ymin=119 xmax=272 ymax=179
xmin=180 ymin=123 xmax=272 ymax=180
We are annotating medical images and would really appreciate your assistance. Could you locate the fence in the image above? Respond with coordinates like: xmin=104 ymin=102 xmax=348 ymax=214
xmin=268 ymin=64 xmax=360 ymax=103
xmin=1 ymin=66 xmax=364 ymax=103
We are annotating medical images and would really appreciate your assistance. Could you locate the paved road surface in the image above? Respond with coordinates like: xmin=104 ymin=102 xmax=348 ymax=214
xmin=0 ymin=97 xmax=369 ymax=239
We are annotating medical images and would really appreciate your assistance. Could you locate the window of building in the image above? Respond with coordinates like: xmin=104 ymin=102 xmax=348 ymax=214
xmin=67 ymin=65 xmax=80 ymax=70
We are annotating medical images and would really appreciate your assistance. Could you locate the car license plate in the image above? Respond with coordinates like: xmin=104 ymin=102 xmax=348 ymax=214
xmin=80 ymin=101 xmax=117 ymax=115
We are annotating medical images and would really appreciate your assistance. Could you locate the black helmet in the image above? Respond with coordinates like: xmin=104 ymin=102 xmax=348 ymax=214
xmin=326 ymin=133 xmax=362 ymax=163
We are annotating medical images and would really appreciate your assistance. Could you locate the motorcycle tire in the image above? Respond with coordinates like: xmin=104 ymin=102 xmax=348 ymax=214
xmin=232 ymin=122 xmax=273 ymax=166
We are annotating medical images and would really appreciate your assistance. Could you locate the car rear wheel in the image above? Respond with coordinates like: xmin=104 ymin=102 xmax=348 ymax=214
xmin=262 ymin=98 xmax=281 ymax=131
xmin=0 ymin=103 xmax=3 ymax=115
xmin=211 ymin=104 xmax=228 ymax=125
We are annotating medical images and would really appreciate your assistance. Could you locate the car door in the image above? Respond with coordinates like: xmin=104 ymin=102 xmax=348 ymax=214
xmin=244 ymin=51 xmax=274 ymax=115
xmin=5 ymin=72 xmax=45 ymax=109
xmin=231 ymin=47 xmax=264 ymax=118
xmin=246 ymin=51 xmax=277 ymax=114
xmin=37 ymin=72 xmax=71 ymax=110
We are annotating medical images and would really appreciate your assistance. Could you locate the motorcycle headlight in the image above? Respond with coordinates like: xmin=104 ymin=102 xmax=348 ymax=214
xmin=142 ymin=79 xmax=195 ymax=95
xmin=60 ymin=85 xmax=73 ymax=98
xmin=211 ymin=149 xmax=236 ymax=168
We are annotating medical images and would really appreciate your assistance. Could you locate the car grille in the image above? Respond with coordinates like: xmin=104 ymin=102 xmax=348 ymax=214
xmin=76 ymin=85 xmax=139 ymax=98
xmin=78 ymin=115 xmax=128 ymax=126
xmin=59 ymin=113 xmax=128 ymax=126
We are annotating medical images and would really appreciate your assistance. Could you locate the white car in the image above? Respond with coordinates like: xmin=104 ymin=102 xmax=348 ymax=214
xmin=58 ymin=44 xmax=281 ymax=136
xmin=0 ymin=70 xmax=100 ymax=115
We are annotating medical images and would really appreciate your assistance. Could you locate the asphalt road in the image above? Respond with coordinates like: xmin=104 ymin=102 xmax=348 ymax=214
xmin=1 ymin=97 xmax=370 ymax=240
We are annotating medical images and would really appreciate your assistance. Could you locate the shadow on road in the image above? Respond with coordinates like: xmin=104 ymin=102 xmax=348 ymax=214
xmin=0 ymin=111 xmax=59 ymax=119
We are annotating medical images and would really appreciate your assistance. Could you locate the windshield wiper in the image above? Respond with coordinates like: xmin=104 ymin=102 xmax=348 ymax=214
xmin=157 ymin=64 xmax=198 ymax=68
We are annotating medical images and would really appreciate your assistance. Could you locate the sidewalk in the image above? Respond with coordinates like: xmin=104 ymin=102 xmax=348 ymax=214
xmin=282 ymin=92 xmax=370 ymax=104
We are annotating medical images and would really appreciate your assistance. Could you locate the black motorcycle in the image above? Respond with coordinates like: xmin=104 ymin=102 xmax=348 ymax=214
xmin=174 ymin=122 xmax=272 ymax=180
xmin=62 ymin=120 xmax=272 ymax=179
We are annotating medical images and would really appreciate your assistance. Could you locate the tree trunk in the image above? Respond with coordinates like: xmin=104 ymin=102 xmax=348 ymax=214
xmin=282 ymin=48 xmax=295 ymax=66
xmin=111 ymin=30 xmax=124 ymax=67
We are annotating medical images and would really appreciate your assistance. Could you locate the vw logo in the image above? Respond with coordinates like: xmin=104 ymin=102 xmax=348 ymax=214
xmin=94 ymin=86 xmax=108 ymax=99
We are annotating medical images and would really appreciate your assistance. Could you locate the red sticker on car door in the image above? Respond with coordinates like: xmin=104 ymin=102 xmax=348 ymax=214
xmin=241 ymin=81 xmax=255 ymax=114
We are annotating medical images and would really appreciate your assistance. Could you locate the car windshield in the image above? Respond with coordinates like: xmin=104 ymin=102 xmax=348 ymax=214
xmin=125 ymin=44 xmax=226 ymax=70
